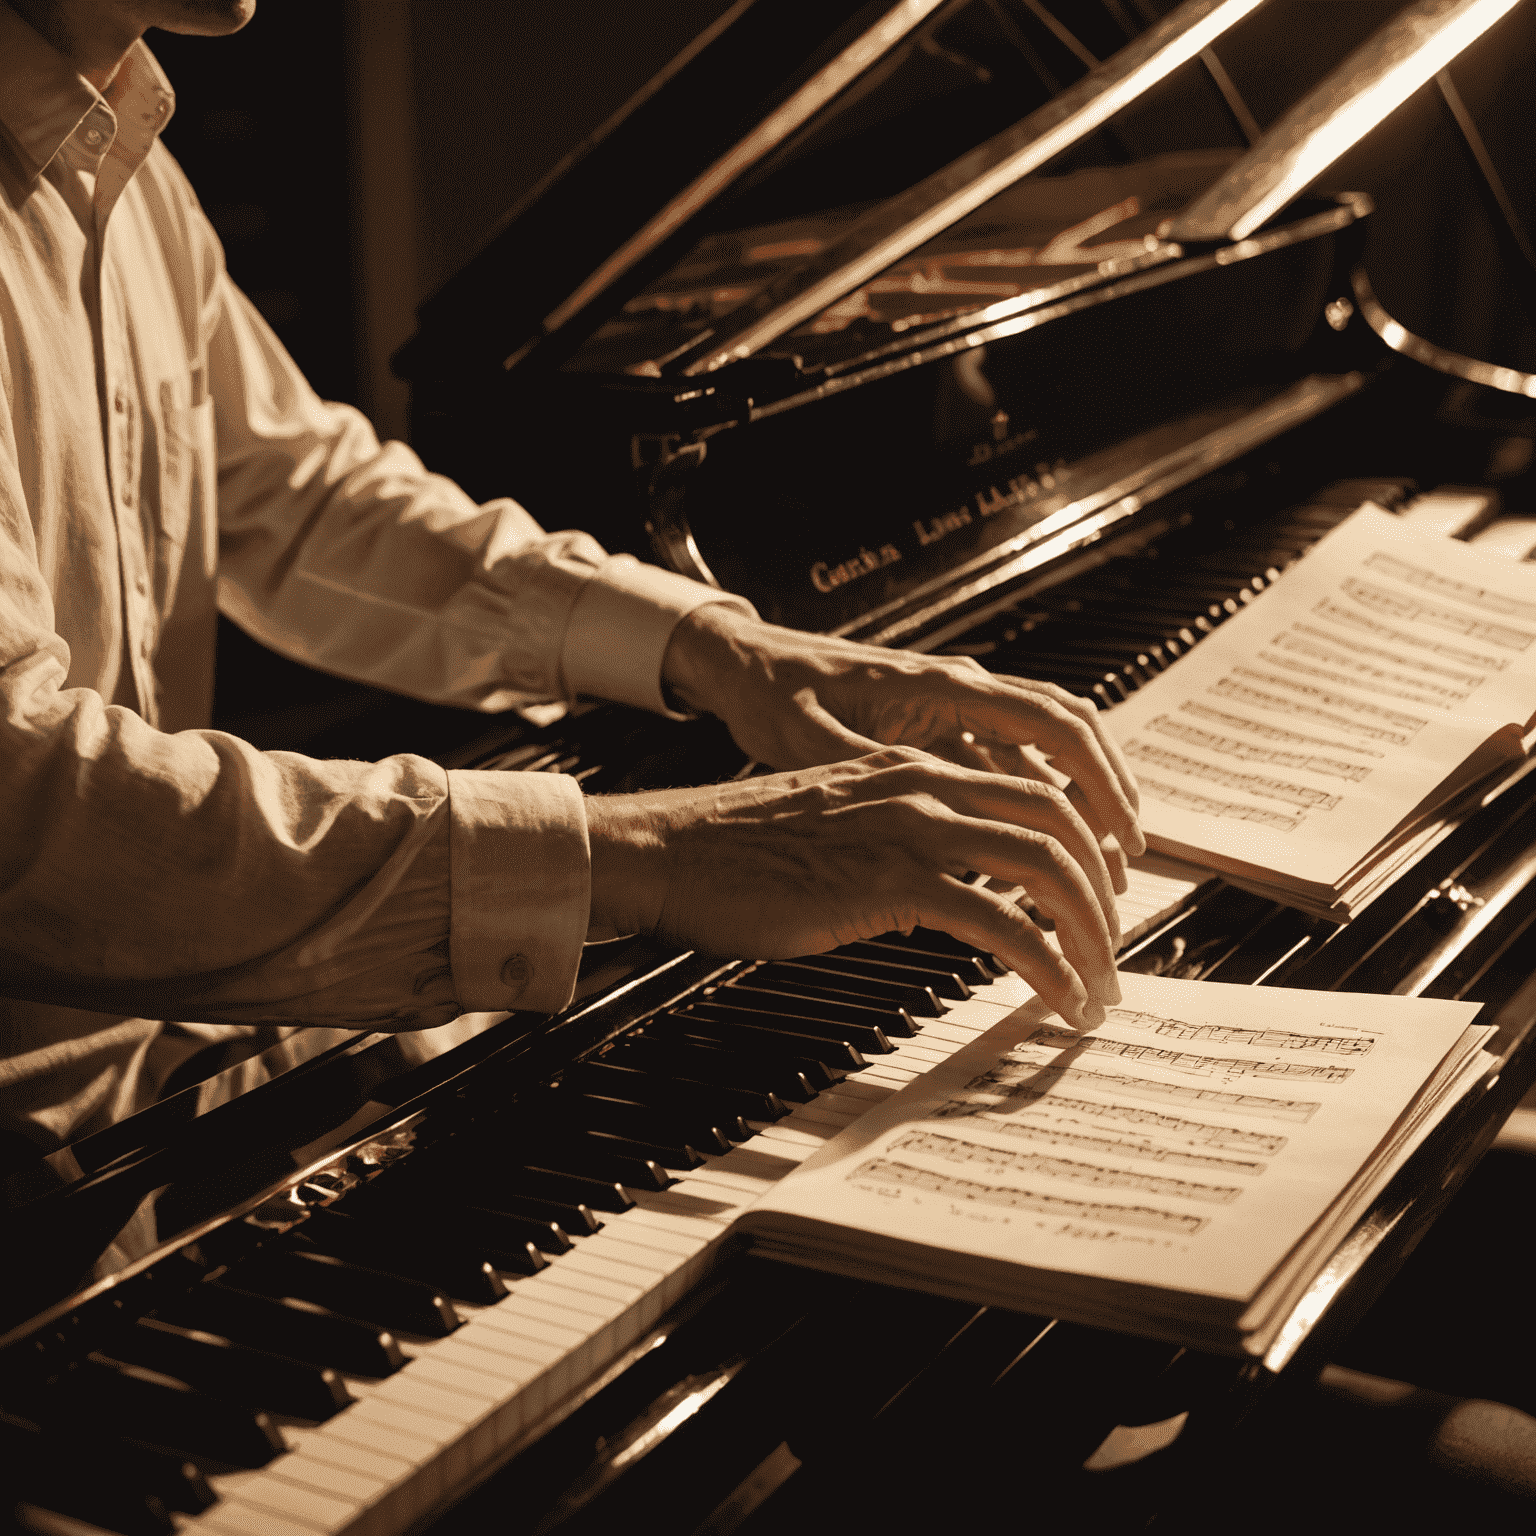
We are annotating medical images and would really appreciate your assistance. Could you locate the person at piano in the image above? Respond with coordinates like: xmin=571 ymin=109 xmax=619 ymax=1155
xmin=0 ymin=0 xmax=1141 ymax=1158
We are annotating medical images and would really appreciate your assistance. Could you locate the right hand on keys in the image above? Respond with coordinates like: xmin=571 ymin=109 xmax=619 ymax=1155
xmin=583 ymin=746 xmax=1121 ymax=1032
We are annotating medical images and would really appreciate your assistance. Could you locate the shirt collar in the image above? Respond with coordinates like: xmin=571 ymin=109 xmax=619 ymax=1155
xmin=0 ymin=2 xmax=174 ymax=182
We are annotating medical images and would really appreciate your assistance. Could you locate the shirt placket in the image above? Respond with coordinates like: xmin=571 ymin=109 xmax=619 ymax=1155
xmin=87 ymin=107 xmax=159 ymax=725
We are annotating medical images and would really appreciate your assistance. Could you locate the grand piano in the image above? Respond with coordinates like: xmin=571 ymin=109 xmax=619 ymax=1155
xmin=6 ymin=1 xmax=1536 ymax=1531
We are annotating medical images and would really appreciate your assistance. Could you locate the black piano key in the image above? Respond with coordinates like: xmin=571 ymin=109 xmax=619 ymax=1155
xmin=894 ymin=928 xmax=1007 ymax=976
xmin=495 ymin=1115 xmax=704 ymax=1171
xmin=293 ymin=1204 xmax=509 ymax=1304
xmin=562 ymin=1059 xmax=789 ymax=1124
xmin=604 ymin=1035 xmax=818 ymax=1102
xmin=343 ymin=1179 xmax=569 ymax=1262
xmin=554 ymin=1089 xmax=741 ymax=1154
xmin=573 ymin=1126 xmax=706 ymax=1170
xmin=238 ymin=1248 xmax=462 ymax=1338
xmin=833 ymin=941 xmax=991 ymax=989
xmin=645 ymin=1011 xmax=858 ymax=1077
xmin=9 ymin=1506 xmax=132 ymax=1536
xmin=750 ymin=961 xmax=945 ymax=1016
xmin=451 ymin=1226 xmax=550 ymax=1275
xmin=789 ymin=951 xmax=971 ymax=1001
xmin=107 ymin=1315 xmax=352 ymax=1420
xmin=161 ymin=1282 xmax=407 ymax=1377
xmin=719 ymin=980 xmax=917 ymax=1036
xmin=62 ymin=1355 xmax=286 ymax=1467
xmin=682 ymin=997 xmax=893 ymax=1055
xmin=492 ymin=1164 xmax=637 ymax=1214
xmin=1 ymin=1410 xmax=194 ymax=1534
xmin=476 ymin=1125 xmax=675 ymax=1190
xmin=442 ymin=1179 xmax=606 ymax=1236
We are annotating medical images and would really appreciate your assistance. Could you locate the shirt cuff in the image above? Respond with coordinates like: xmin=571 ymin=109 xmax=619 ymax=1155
xmin=447 ymin=769 xmax=589 ymax=1014
xmin=561 ymin=555 xmax=758 ymax=717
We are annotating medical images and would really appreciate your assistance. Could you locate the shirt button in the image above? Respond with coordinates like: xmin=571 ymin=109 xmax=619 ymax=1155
xmin=134 ymin=575 xmax=148 ymax=596
xmin=500 ymin=954 xmax=533 ymax=995
xmin=113 ymin=392 xmax=126 ymax=414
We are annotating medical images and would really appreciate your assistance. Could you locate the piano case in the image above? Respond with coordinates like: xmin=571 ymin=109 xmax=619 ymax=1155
xmin=7 ymin=2 xmax=1536 ymax=1533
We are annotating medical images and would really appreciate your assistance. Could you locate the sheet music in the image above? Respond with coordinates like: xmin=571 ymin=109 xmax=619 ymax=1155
xmin=738 ymin=972 xmax=1484 ymax=1304
xmin=1103 ymin=507 xmax=1536 ymax=895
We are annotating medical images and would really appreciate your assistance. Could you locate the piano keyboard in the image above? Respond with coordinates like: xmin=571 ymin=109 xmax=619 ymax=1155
xmin=59 ymin=866 xmax=1193 ymax=1536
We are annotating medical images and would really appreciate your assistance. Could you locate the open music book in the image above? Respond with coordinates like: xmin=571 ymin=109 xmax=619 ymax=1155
xmin=735 ymin=972 xmax=1491 ymax=1356
xmin=1104 ymin=505 xmax=1536 ymax=919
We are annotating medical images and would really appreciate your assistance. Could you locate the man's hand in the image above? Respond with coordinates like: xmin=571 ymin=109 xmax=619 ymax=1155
xmin=585 ymin=748 xmax=1121 ymax=1032
xmin=661 ymin=604 xmax=1144 ymax=889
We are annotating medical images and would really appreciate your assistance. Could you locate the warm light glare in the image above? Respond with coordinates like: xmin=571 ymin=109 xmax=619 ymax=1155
xmin=1228 ymin=0 xmax=1523 ymax=239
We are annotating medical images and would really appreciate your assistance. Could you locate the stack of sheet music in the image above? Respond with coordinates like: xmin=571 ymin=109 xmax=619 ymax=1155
xmin=735 ymin=972 xmax=1493 ymax=1356
xmin=1103 ymin=505 xmax=1536 ymax=920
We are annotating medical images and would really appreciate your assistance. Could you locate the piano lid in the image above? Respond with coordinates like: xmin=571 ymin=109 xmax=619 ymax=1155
xmin=398 ymin=0 xmax=1523 ymax=396
xmin=396 ymin=0 xmax=1273 ymax=383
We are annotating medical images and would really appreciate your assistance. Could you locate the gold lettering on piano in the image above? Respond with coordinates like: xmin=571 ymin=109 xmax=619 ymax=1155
xmin=913 ymin=507 xmax=972 ymax=546
xmin=810 ymin=542 xmax=902 ymax=594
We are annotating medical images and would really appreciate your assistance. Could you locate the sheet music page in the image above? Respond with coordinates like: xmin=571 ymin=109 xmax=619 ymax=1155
xmin=1103 ymin=507 xmax=1536 ymax=893
xmin=738 ymin=972 xmax=1482 ymax=1303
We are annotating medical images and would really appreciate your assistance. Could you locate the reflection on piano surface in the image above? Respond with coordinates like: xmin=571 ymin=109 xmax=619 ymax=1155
xmin=8 ymin=0 xmax=1536 ymax=1531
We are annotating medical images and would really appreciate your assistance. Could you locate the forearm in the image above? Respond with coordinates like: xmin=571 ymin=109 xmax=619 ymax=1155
xmin=0 ymin=656 xmax=587 ymax=1026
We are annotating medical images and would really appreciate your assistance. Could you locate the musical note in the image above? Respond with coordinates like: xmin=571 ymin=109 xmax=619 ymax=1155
xmin=1100 ymin=1009 xmax=1375 ymax=1055
xmin=846 ymin=1158 xmax=1210 ymax=1235
xmin=890 ymin=1130 xmax=1243 ymax=1203
xmin=967 ymin=1062 xmax=1322 ymax=1122
xmin=939 ymin=1086 xmax=1289 ymax=1153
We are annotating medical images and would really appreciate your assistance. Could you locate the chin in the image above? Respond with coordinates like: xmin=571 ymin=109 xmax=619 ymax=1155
xmin=153 ymin=0 xmax=258 ymax=36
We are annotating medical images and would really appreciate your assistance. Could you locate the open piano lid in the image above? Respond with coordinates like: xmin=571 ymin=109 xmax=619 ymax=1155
xmin=397 ymin=0 xmax=1520 ymax=393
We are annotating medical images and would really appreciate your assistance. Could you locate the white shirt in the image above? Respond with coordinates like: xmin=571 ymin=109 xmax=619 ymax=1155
xmin=0 ymin=6 xmax=752 ymax=1151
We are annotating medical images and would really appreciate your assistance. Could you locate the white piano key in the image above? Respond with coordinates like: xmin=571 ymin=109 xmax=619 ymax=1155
xmin=509 ymin=1284 xmax=629 ymax=1333
xmin=526 ymin=1263 xmax=646 ymax=1307
xmin=1469 ymin=514 xmax=1536 ymax=559
xmin=367 ymin=1384 xmax=481 ymax=1490
xmin=1398 ymin=486 xmax=1498 ymax=536
xmin=196 ymin=1502 xmax=331 ymax=1536
xmin=221 ymin=1476 xmax=365 ymax=1533
xmin=830 ymin=1079 xmax=898 ymax=1104
xmin=285 ymin=1433 xmax=414 ymax=1489
xmin=187 ymin=931 xmax=1092 ymax=1534
xmin=752 ymin=1125 xmax=831 ymax=1154
xmin=406 ymin=1350 xmax=521 ymax=1406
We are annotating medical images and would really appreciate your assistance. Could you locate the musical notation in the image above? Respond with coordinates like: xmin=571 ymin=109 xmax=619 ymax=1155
xmin=1289 ymin=623 xmax=1489 ymax=692
xmin=1340 ymin=577 xmax=1533 ymax=651
xmin=939 ymin=1086 xmax=1290 ymax=1154
xmin=846 ymin=1157 xmax=1211 ymax=1235
xmin=921 ymin=1112 xmax=1268 ymax=1175
xmin=1364 ymin=552 xmax=1536 ymax=625
xmin=971 ymin=1061 xmax=1323 ymax=1123
xmin=1312 ymin=598 xmax=1509 ymax=672
xmin=888 ymin=1131 xmax=1242 ymax=1205
xmin=1102 ymin=1010 xmax=1375 ymax=1056
xmin=1260 ymin=635 xmax=1479 ymax=709
xmin=1018 ymin=1031 xmax=1356 ymax=1083
xmin=1225 ymin=668 xmax=1430 ymax=745
xmin=1147 ymin=713 xmax=1373 ymax=783
xmin=1138 ymin=777 xmax=1302 ymax=831
xmin=1180 ymin=700 xmax=1387 ymax=758
xmin=1125 ymin=740 xmax=1342 ymax=813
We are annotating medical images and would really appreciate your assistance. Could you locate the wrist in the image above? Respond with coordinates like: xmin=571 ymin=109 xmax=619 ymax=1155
xmin=660 ymin=601 xmax=759 ymax=717
xmin=584 ymin=792 xmax=670 ymax=941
